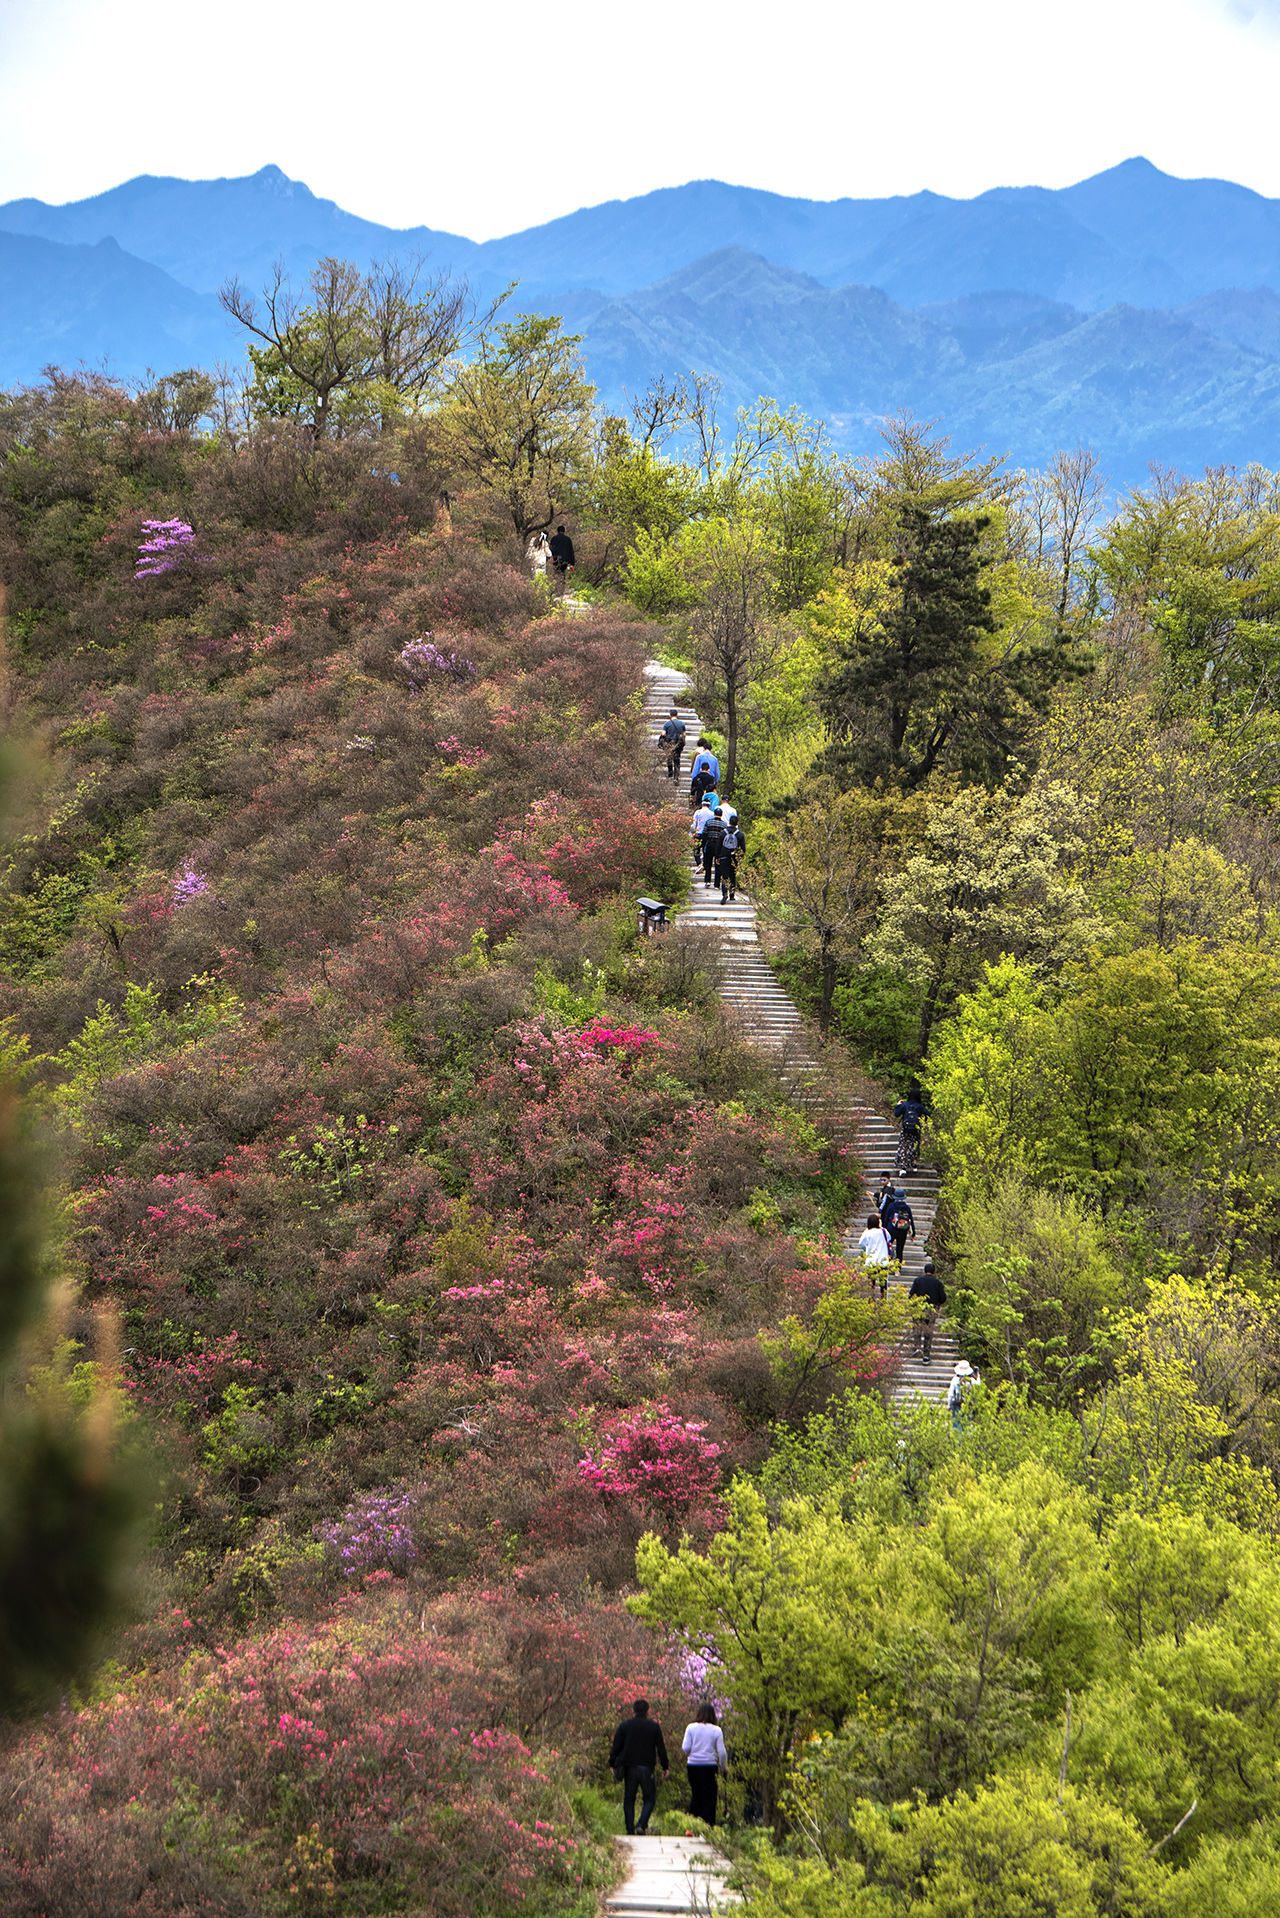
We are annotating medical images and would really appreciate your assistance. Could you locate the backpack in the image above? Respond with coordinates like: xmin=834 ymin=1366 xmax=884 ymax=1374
xmin=722 ymin=828 xmax=743 ymax=855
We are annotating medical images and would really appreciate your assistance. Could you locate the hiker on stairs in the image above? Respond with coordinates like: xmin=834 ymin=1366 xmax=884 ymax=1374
xmin=717 ymin=818 xmax=745 ymax=903
xmin=908 ymin=1259 xmax=946 ymax=1364
xmin=883 ymin=1188 xmax=915 ymax=1265
xmin=690 ymin=795 xmax=714 ymax=869
xmin=893 ymin=1085 xmax=928 ymax=1173
xmin=609 ymin=1698 xmax=671 ymax=1836
xmin=681 ymin=1704 xmax=728 ymax=1828
xmin=700 ymin=807 xmax=727 ymax=890
xmin=659 ymin=709 xmax=687 ymax=781
xmin=690 ymin=743 xmax=720 ymax=803
xmin=858 ymin=1213 xmax=894 ymax=1300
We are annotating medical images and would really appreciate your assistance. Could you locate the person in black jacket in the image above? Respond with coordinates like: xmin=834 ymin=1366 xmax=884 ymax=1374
xmin=549 ymin=523 xmax=575 ymax=594
xmin=608 ymin=1698 xmax=670 ymax=1833
xmin=700 ymin=807 xmax=727 ymax=889
xmin=907 ymin=1259 xmax=947 ymax=1362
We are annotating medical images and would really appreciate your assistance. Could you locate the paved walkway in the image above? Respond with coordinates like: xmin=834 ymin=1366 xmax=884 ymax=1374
xmin=641 ymin=664 xmax=954 ymax=1404
xmin=606 ymin=1836 xmax=738 ymax=1917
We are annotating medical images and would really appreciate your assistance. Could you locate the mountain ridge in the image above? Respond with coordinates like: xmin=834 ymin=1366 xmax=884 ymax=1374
xmin=5 ymin=159 xmax=1280 ymax=482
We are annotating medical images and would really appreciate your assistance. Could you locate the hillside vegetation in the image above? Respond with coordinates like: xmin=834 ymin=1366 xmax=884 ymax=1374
xmin=1 ymin=339 xmax=1280 ymax=1914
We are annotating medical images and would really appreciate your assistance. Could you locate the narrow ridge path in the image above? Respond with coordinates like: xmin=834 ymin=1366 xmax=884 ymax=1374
xmin=641 ymin=664 xmax=954 ymax=1402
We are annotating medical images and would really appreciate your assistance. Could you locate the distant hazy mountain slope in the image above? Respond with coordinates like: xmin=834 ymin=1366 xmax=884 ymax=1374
xmin=471 ymin=180 xmax=918 ymax=298
xmin=1053 ymin=157 xmax=1280 ymax=303
xmin=0 ymin=166 xmax=478 ymax=295
xmin=582 ymin=252 xmax=1280 ymax=480
xmin=9 ymin=159 xmax=1280 ymax=314
xmin=0 ymin=231 xmax=233 ymax=383
xmin=940 ymin=304 xmax=1280 ymax=473
xmin=1173 ymin=287 xmax=1280 ymax=361
xmin=582 ymin=250 xmax=950 ymax=414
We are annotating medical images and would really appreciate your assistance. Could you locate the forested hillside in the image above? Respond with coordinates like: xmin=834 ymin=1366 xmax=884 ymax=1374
xmin=3 ymin=287 xmax=1280 ymax=1914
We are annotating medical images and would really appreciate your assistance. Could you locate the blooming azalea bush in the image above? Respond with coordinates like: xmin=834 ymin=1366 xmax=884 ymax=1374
xmin=135 ymin=516 xmax=195 ymax=578
xmin=0 ymin=1589 xmax=645 ymax=1917
xmin=578 ymin=1402 xmax=725 ymax=1517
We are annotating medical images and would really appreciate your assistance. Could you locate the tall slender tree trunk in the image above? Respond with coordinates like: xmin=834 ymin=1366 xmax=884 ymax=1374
xmin=725 ymin=672 xmax=739 ymax=797
xmin=819 ymin=940 xmax=836 ymax=1033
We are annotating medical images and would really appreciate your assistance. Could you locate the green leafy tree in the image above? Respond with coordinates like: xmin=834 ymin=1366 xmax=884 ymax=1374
xmin=949 ymin=1174 xmax=1132 ymax=1405
xmin=220 ymin=254 xmax=475 ymax=438
xmin=755 ymin=782 xmax=908 ymax=1030
xmin=631 ymin=1482 xmax=878 ymax=1828
xmin=1093 ymin=464 xmax=1280 ymax=708
xmin=687 ymin=517 xmax=774 ymax=796
xmin=441 ymin=313 xmax=594 ymax=543
xmin=870 ymin=781 xmax=1097 ymax=1055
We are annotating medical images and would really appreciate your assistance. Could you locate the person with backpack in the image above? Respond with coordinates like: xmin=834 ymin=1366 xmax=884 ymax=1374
xmin=608 ymin=1697 xmax=670 ymax=1835
xmin=858 ymin=1212 xmax=893 ymax=1300
xmin=908 ymin=1259 xmax=947 ymax=1362
xmin=947 ymin=1359 xmax=979 ymax=1430
xmin=700 ymin=806 xmax=727 ymax=889
xmin=883 ymin=1188 xmax=915 ymax=1265
xmin=659 ymin=709 xmax=687 ymax=781
xmin=894 ymin=1085 xmax=928 ymax=1173
xmin=717 ymin=817 xmax=746 ymax=902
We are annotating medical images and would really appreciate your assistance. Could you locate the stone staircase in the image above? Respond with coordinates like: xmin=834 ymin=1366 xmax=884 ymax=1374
xmin=606 ymin=1835 xmax=739 ymax=1916
xmin=640 ymin=664 xmax=952 ymax=1404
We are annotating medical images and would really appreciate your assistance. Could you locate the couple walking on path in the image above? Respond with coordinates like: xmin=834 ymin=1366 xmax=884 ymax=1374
xmin=526 ymin=523 xmax=576 ymax=592
xmin=609 ymin=1699 xmax=728 ymax=1833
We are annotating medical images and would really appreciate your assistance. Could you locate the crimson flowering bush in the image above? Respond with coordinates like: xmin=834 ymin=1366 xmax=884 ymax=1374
xmin=578 ymin=1402 xmax=725 ymax=1517
xmin=0 ymin=1589 xmax=647 ymax=1916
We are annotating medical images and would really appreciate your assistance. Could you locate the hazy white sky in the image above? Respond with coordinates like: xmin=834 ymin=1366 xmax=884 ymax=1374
xmin=1 ymin=0 xmax=1279 ymax=237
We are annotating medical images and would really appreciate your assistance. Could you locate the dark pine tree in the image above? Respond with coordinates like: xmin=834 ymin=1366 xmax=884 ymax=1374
xmin=819 ymin=504 xmax=1080 ymax=791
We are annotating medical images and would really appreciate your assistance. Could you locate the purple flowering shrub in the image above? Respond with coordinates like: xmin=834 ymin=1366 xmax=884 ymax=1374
xmin=399 ymin=634 xmax=476 ymax=687
xmin=172 ymin=864 xmax=211 ymax=906
xmin=318 ymin=1487 xmax=420 ymax=1578
xmin=136 ymin=518 xmax=196 ymax=578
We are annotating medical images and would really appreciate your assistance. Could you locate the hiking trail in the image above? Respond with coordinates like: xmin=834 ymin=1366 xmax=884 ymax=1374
xmin=642 ymin=663 xmax=954 ymax=1405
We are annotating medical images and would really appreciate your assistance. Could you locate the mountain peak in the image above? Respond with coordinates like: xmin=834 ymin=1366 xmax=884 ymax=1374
xmin=250 ymin=164 xmax=299 ymax=198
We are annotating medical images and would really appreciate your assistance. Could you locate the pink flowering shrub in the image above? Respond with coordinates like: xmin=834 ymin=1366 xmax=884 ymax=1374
xmin=0 ymin=1591 xmax=638 ymax=1917
xmin=579 ymin=1401 xmax=725 ymax=1517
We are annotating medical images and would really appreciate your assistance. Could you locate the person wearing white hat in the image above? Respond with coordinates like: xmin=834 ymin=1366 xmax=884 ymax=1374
xmin=948 ymin=1359 xmax=978 ymax=1430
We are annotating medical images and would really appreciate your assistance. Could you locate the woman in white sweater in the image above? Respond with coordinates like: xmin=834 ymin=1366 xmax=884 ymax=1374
xmin=681 ymin=1703 xmax=728 ymax=1826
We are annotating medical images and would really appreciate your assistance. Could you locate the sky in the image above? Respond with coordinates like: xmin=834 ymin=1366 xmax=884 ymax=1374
xmin=2 ymin=0 xmax=1280 ymax=239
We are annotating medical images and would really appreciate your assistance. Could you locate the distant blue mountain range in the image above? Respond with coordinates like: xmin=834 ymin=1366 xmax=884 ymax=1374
xmin=4 ymin=158 xmax=1280 ymax=483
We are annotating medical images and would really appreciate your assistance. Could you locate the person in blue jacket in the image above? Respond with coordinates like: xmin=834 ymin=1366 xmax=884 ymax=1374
xmin=690 ymin=743 xmax=721 ymax=800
